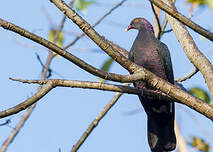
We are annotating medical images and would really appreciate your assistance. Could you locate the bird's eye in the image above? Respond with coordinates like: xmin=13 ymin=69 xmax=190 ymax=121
xmin=133 ymin=19 xmax=139 ymax=23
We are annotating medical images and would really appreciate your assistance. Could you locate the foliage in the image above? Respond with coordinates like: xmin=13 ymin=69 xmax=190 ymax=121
xmin=75 ymin=0 xmax=94 ymax=13
xmin=48 ymin=29 xmax=63 ymax=47
xmin=190 ymin=136 xmax=210 ymax=152
xmin=99 ymin=58 xmax=114 ymax=83
xmin=48 ymin=29 xmax=63 ymax=56
xmin=189 ymin=87 xmax=211 ymax=104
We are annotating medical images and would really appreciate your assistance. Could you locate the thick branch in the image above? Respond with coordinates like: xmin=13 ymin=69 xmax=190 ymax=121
xmin=50 ymin=0 xmax=213 ymax=120
xmin=50 ymin=0 xmax=140 ymax=74
xmin=64 ymin=0 xmax=127 ymax=50
xmin=1 ymin=3 xmax=213 ymax=120
xmin=0 ymin=18 xmax=144 ymax=83
xmin=149 ymin=0 xmax=213 ymax=41
xmin=157 ymin=0 xmax=213 ymax=98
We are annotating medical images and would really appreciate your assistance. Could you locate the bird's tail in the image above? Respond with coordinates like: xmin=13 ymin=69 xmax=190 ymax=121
xmin=147 ymin=107 xmax=176 ymax=152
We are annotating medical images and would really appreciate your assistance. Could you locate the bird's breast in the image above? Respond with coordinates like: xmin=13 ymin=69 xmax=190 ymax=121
xmin=132 ymin=46 xmax=167 ymax=80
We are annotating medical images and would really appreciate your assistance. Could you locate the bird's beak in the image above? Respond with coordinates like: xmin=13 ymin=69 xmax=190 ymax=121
xmin=125 ymin=25 xmax=131 ymax=32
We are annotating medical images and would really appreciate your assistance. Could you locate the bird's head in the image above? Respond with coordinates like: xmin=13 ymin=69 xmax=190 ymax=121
xmin=125 ymin=18 xmax=154 ymax=33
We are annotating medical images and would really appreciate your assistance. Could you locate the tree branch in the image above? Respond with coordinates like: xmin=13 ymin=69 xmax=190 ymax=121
xmin=155 ymin=0 xmax=213 ymax=98
xmin=71 ymin=83 xmax=130 ymax=152
xmin=0 ymin=80 xmax=54 ymax=118
xmin=150 ymin=2 xmax=161 ymax=38
xmin=175 ymin=68 xmax=199 ymax=82
xmin=0 ymin=78 xmax=176 ymax=118
xmin=1 ymin=1 xmax=213 ymax=120
xmin=64 ymin=0 xmax=127 ymax=50
xmin=0 ymin=18 xmax=144 ymax=83
xmin=158 ymin=15 xmax=168 ymax=39
xmin=149 ymin=0 xmax=213 ymax=41
xmin=50 ymin=0 xmax=139 ymax=74
xmin=49 ymin=0 xmax=213 ymax=120
xmin=0 ymin=77 xmax=211 ymax=121
xmin=0 ymin=3 xmax=72 ymax=150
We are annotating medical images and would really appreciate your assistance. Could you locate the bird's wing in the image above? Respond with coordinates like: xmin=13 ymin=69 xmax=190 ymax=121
xmin=157 ymin=42 xmax=174 ymax=84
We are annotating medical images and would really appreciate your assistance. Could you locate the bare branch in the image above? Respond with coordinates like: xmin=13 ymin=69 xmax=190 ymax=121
xmin=149 ymin=0 xmax=213 ymax=41
xmin=0 ymin=1 xmax=212 ymax=120
xmin=156 ymin=0 xmax=213 ymax=97
xmin=150 ymin=2 xmax=161 ymax=38
xmin=1 ymin=78 xmax=176 ymax=118
xmin=1 ymin=77 xmax=212 ymax=122
xmin=71 ymin=83 xmax=130 ymax=152
xmin=175 ymin=68 xmax=199 ymax=82
xmin=65 ymin=0 xmax=127 ymax=50
xmin=10 ymin=78 xmax=179 ymax=102
xmin=158 ymin=16 xmax=168 ymax=39
xmin=0 ymin=2 xmax=73 ymax=150
xmin=50 ymin=0 xmax=213 ymax=120
xmin=50 ymin=0 xmax=139 ymax=74
xmin=10 ymin=78 xmax=139 ymax=94
xmin=0 ymin=18 xmax=146 ymax=83
xmin=0 ymin=80 xmax=54 ymax=118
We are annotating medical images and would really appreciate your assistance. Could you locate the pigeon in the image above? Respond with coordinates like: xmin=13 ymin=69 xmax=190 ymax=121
xmin=126 ymin=18 xmax=176 ymax=152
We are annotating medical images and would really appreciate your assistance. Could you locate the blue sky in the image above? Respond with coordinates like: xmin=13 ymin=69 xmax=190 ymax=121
xmin=0 ymin=0 xmax=213 ymax=152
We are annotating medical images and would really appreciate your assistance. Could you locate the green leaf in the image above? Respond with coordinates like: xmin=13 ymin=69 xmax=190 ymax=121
xmin=187 ymin=0 xmax=206 ymax=5
xmin=48 ymin=29 xmax=63 ymax=57
xmin=206 ymin=0 xmax=213 ymax=10
xmin=75 ymin=0 xmax=94 ymax=13
xmin=99 ymin=58 xmax=114 ymax=83
xmin=187 ymin=0 xmax=213 ymax=10
xmin=190 ymin=136 xmax=210 ymax=152
xmin=48 ymin=29 xmax=63 ymax=47
xmin=189 ymin=87 xmax=211 ymax=103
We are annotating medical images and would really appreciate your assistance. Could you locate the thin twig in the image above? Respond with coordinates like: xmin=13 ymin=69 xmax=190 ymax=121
xmin=156 ymin=0 xmax=175 ymax=39
xmin=0 ymin=119 xmax=11 ymax=126
xmin=175 ymin=68 xmax=199 ymax=82
xmin=163 ymin=29 xmax=172 ymax=33
xmin=158 ymin=16 xmax=168 ymax=39
xmin=150 ymin=2 xmax=161 ymax=38
xmin=156 ymin=17 xmax=171 ymax=39
xmin=64 ymin=0 xmax=127 ymax=50
xmin=0 ymin=51 xmax=55 ymax=152
xmin=71 ymin=83 xmax=130 ymax=152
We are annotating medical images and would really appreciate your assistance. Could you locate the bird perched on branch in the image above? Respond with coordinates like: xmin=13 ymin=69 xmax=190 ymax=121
xmin=126 ymin=18 xmax=176 ymax=152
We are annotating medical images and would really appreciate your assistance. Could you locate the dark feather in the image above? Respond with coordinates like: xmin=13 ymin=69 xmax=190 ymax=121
xmin=127 ymin=18 xmax=176 ymax=152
